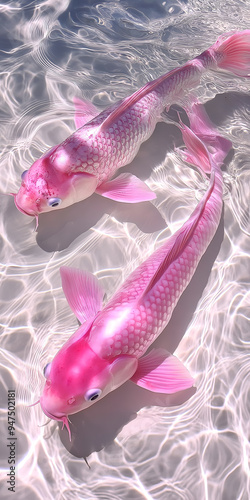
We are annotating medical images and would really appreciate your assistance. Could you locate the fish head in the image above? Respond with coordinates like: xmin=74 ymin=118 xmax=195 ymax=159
xmin=39 ymin=333 xmax=138 ymax=438
xmin=14 ymin=146 xmax=98 ymax=219
xmin=40 ymin=339 xmax=111 ymax=420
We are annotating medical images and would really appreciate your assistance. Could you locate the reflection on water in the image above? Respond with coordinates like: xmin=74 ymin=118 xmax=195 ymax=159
xmin=0 ymin=1 xmax=250 ymax=499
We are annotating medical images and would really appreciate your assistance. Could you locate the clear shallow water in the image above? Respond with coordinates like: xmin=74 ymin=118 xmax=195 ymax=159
xmin=0 ymin=1 xmax=250 ymax=499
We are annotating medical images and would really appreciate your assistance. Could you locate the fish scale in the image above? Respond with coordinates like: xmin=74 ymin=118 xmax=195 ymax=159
xmin=89 ymin=164 xmax=222 ymax=359
xmin=53 ymin=91 xmax=162 ymax=182
xmin=43 ymin=71 xmax=196 ymax=181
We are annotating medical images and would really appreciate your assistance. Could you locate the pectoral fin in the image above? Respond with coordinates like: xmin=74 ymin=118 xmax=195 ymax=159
xmin=131 ymin=348 xmax=194 ymax=394
xmin=95 ymin=173 xmax=156 ymax=203
xmin=180 ymin=102 xmax=232 ymax=170
xmin=60 ymin=266 xmax=104 ymax=323
xmin=73 ymin=97 xmax=100 ymax=129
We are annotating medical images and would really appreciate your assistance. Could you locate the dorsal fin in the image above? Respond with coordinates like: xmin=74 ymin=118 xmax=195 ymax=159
xmin=60 ymin=266 xmax=104 ymax=324
xmin=140 ymin=173 xmax=215 ymax=299
xmin=100 ymin=63 xmax=194 ymax=131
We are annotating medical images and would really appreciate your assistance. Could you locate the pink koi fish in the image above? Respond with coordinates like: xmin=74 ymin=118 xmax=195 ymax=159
xmin=37 ymin=106 xmax=231 ymax=439
xmin=14 ymin=30 xmax=250 ymax=226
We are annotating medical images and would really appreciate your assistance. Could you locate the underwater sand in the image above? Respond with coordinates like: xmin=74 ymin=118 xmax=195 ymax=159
xmin=0 ymin=1 xmax=250 ymax=499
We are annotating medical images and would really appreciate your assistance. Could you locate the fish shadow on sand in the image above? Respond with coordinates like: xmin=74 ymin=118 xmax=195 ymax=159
xmin=56 ymin=210 xmax=224 ymax=458
xmin=35 ymin=122 xmax=181 ymax=252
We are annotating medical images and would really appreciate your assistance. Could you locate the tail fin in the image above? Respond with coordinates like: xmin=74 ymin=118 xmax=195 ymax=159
xmin=212 ymin=30 xmax=250 ymax=77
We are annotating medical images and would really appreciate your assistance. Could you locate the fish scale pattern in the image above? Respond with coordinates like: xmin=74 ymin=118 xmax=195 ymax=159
xmin=53 ymin=63 xmax=205 ymax=185
xmin=53 ymin=91 xmax=162 ymax=183
xmin=89 ymin=168 xmax=223 ymax=359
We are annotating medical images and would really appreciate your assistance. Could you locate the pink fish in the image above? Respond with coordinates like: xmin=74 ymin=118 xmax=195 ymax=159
xmin=14 ymin=30 xmax=250 ymax=226
xmin=37 ymin=106 xmax=231 ymax=440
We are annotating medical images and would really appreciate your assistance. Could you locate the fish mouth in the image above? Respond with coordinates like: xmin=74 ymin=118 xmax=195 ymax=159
xmin=40 ymin=397 xmax=64 ymax=421
xmin=40 ymin=399 xmax=72 ymax=440
xmin=12 ymin=193 xmax=37 ymax=217
xmin=12 ymin=194 xmax=39 ymax=229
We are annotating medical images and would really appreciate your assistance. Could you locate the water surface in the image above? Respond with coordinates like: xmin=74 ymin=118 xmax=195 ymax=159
xmin=0 ymin=1 xmax=250 ymax=499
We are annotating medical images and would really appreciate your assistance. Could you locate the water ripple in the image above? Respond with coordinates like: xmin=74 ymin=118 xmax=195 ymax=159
xmin=0 ymin=1 xmax=250 ymax=499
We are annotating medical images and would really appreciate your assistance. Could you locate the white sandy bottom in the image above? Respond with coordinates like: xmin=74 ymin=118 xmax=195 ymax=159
xmin=0 ymin=1 xmax=250 ymax=499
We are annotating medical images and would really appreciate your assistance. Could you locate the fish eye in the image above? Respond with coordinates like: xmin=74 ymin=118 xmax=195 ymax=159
xmin=84 ymin=388 xmax=102 ymax=402
xmin=47 ymin=197 xmax=62 ymax=208
xmin=43 ymin=362 xmax=51 ymax=379
xmin=21 ymin=170 xmax=28 ymax=181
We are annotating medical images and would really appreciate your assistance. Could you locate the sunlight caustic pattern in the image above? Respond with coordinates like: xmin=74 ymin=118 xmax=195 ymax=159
xmin=0 ymin=1 xmax=250 ymax=499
